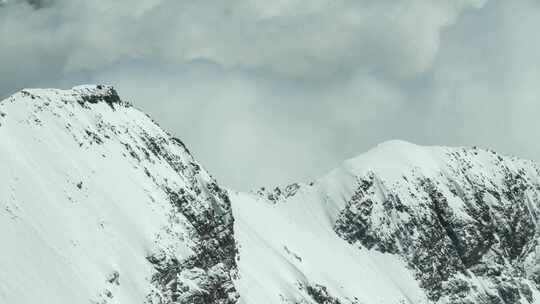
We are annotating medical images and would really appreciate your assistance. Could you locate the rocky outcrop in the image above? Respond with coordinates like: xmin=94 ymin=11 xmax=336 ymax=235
xmin=0 ymin=85 xmax=239 ymax=304
xmin=334 ymin=145 xmax=540 ymax=303
xmin=4 ymin=85 xmax=540 ymax=304
xmin=255 ymin=183 xmax=302 ymax=204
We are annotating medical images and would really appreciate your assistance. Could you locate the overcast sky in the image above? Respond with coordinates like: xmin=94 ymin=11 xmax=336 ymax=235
xmin=1 ymin=0 xmax=539 ymax=190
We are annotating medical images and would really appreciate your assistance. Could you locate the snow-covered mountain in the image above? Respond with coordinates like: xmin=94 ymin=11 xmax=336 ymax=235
xmin=2 ymin=86 xmax=540 ymax=304
xmin=240 ymin=141 xmax=540 ymax=304
xmin=0 ymin=86 xmax=237 ymax=304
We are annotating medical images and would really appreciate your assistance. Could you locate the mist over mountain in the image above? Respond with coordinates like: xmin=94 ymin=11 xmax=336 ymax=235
xmin=1 ymin=0 xmax=540 ymax=190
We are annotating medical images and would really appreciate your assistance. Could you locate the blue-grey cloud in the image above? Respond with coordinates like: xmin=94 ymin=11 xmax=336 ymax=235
xmin=0 ymin=0 xmax=486 ymax=80
xmin=2 ymin=0 xmax=540 ymax=190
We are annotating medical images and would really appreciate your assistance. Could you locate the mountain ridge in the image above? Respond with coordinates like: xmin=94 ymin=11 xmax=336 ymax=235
xmin=0 ymin=84 xmax=238 ymax=303
xmin=2 ymin=85 xmax=540 ymax=304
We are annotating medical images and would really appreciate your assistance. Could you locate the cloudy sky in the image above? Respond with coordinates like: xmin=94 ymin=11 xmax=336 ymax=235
xmin=1 ymin=0 xmax=539 ymax=189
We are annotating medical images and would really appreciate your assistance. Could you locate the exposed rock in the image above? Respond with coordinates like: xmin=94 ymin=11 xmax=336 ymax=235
xmin=334 ymin=146 xmax=540 ymax=303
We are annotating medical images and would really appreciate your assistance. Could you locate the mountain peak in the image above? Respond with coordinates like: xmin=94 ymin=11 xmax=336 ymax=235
xmin=4 ymin=84 xmax=123 ymax=108
xmin=69 ymin=84 xmax=122 ymax=106
xmin=338 ymin=140 xmax=442 ymax=180
xmin=3 ymin=85 xmax=540 ymax=304
xmin=373 ymin=139 xmax=419 ymax=149
xmin=0 ymin=83 xmax=239 ymax=304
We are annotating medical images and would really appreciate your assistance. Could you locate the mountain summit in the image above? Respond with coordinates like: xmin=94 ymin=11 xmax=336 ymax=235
xmin=0 ymin=85 xmax=237 ymax=303
xmin=2 ymin=86 xmax=540 ymax=304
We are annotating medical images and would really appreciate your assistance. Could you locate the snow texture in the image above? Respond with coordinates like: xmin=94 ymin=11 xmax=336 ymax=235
xmin=2 ymin=86 xmax=540 ymax=304
xmin=0 ymin=85 xmax=237 ymax=304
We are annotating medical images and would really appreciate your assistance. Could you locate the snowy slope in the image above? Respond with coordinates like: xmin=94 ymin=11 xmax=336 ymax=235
xmin=238 ymin=140 xmax=540 ymax=304
xmin=2 ymin=86 xmax=540 ymax=304
xmin=232 ymin=190 xmax=428 ymax=304
xmin=0 ymin=85 xmax=237 ymax=304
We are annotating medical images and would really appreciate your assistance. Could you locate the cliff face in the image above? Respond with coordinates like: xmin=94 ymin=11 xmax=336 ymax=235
xmin=0 ymin=85 xmax=237 ymax=303
xmin=329 ymin=141 xmax=540 ymax=304
xmin=231 ymin=141 xmax=540 ymax=304
xmin=2 ymin=86 xmax=540 ymax=304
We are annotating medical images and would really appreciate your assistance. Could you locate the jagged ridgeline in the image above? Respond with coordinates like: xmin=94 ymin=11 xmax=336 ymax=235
xmin=0 ymin=85 xmax=238 ymax=303
xmin=332 ymin=143 xmax=540 ymax=304
xmin=2 ymin=85 xmax=540 ymax=304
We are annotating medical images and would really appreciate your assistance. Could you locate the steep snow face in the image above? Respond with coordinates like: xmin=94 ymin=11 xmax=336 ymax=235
xmin=3 ymin=85 xmax=540 ymax=304
xmin=0 ymin=86 xmax=237 ymax=304
xmin=235 ymin=140 xmax=540 ymax=304
xmin=232 ymin=190 xmax=429 ymax=304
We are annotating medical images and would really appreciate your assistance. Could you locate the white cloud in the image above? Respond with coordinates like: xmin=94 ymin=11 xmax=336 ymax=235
xmin=3 ymin=0 xmax=540 ymax=190
xmin=0 ymin=0 xmax=486 ymax=79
